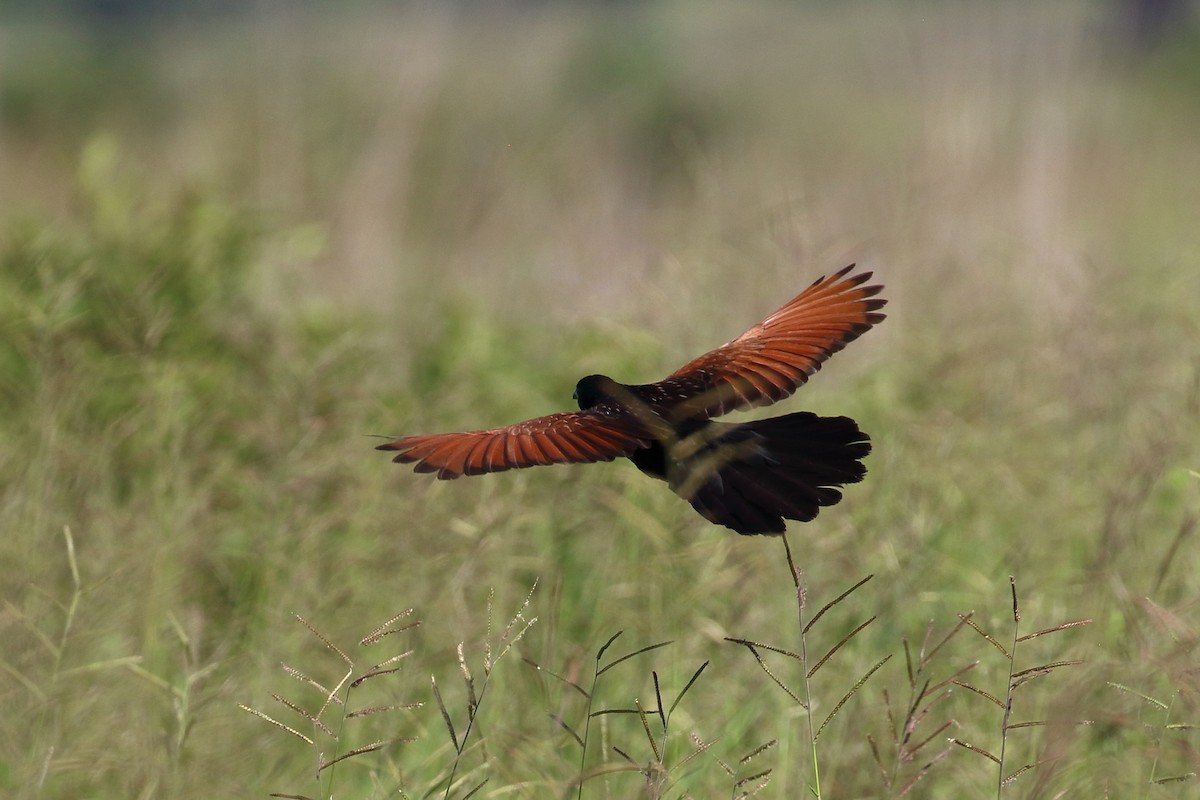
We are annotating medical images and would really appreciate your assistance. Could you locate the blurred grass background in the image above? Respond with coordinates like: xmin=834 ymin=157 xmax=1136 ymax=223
xmin=2 ymin=0 xmax=1199 ymax=797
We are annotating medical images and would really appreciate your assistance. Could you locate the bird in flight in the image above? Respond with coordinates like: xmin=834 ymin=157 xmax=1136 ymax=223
xmin=378 ymin=265 xmax=886 ymax=535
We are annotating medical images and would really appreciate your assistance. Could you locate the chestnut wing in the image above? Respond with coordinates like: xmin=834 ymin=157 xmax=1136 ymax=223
xmin=377 ymin=405 xmax=653 ymax=480
xmin=659 ymin=264 xmax=886 ymax=419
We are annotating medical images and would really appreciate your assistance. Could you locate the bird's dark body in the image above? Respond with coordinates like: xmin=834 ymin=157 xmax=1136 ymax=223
xmin=572 ymin=372 xmax=708 ymax=481
xmin=572 ymin=373 xmax=870 ymax=534
xmin=379 ymin=265 xmax=886 ymax=536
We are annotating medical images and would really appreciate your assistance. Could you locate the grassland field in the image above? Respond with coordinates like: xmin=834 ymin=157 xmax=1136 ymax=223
xmin=1 ymin=2 xmax=1199 ymax=797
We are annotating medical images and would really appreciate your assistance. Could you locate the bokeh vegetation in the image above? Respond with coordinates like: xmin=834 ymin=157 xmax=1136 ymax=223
xmin=2 ymin=1 xmax=1198 ymax=797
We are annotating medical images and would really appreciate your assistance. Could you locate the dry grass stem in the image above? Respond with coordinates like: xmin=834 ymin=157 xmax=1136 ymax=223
xmin=952 ymin=679 xmax=1005 ymax=709
xmin=319 ymin=740 xmax=388 ymax=771
xmin=432 ymin=675 xmax=459 ymax=752
xmin=815 ymin=654 xmax=892 ymax=740
xmin=271 ymin=693 xmax=336 ymax=737
xmin=950 ymin=738 xmax=1001 ymax=764
xmin=1015 ymin=620 xmax=1093 ymax=642
xmin=238 ymin=705 xmax=316 ymax=745
xmin=960 ymin=615 xmax=1011 ymax=659
xmin=807 ymin=615 xmax=878 ymax=679
xmin=895 ymin=745 xmax=955 ymax=797
xmin=803 ymin=574 xmax=875 ymax=635
xmin=725 ymin=641 xmax=805 ymax=706
xmin=596 ymin=640 xmax=673 ymax=677
xmin=295 ymin=614 xmax=352 ymax=666
xmin=359 ymin=609 xmax=419 ymax=645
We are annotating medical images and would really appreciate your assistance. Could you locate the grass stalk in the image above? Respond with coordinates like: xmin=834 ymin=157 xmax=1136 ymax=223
xmin=782 ymin=535 xmax=822 ymax=800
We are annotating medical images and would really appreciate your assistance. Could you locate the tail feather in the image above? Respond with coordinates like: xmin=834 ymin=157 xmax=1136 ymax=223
xmin=680 ymin=412 xmax=871 ymax=535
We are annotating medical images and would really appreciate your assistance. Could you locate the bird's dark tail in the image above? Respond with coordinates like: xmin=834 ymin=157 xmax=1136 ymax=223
xmin=676 ymin=412 xmax=871 ymax=535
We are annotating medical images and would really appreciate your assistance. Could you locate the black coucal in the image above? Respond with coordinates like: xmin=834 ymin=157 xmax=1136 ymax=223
xmin=378 ymin=265 xmax=886 ymax=535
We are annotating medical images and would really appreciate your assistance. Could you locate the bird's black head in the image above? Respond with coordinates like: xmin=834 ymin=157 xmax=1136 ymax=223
xmin=573 ymin=374 xmax=620 ymax=410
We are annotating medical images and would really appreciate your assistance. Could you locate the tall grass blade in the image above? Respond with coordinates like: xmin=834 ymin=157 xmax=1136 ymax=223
xmin=806 ymin=615 xmax=877 ymax=679
xmin=457 ymin=642 xmax=478 ymax=719
xmin=1005 ymin=719 xmax=1094 ymax=731
xmin=1012 ymin=659 xmax=1086 ymax=680
xmin=431 ymin=675 xmax=459 ymax=752
xmin=866 ymin=734 xmax=888 ymax=785
xmin=739 ymin=739 xmax=777 ymax=765
xmin=294 ymin=614 xmax=352 ymax=666
xmin=347 ymin=702 xmax=422 ymax=718
xmin=597 ymin=640 xmax=672 ymax=676
xmin=959 ymin=614 xmax=1010 ymax=659
xmin=318 ymin=740 xmax=386 ymax=771
xmin=652 ymin=671 xmax=665 ymax=728
xmin=550 ymin=713 xmax=585 ymax=747
xmin=1000 ymin=755 xmax=1063 ymax=786
xmin=634 ymin=698 xmax=660 ymax=761
xmin=952 ymin=678 xmax=1005 ymax=708
xmin=727 ymin=641 xmax=803 ymax=706
xmin=1015 ymin=619 xmax=1092 ymax=642
xmin=896 ymin=744 xmax=954 ymax=797
xmin=814 ymin=653 xmax=891 ymax=740
xmin=904 ymin=688 xmax=954 ymax=745
xmin=733 ymin=769 xmax=772 ymax=791
xmin=270 ymin=693 xmax=335 ymax=736
xmin=612 ymin=746 xmax=635 ymax=765
xmin=1107 ymin=681 xmax=1168 ymax=710
xmin=925 ymin=660 xmax=978 ymax=696
xmin=949 ymin=738 xmax=1000 ymax=763
xmin=667 ymin=661 xmax=709 ymax=716
xmin=596 ymin=631 xmax=624 ymax=662
xmin=523 ymin=656 xmax=590 ymax=698
xmin=238 ymin=704 xmax=315 ymax=745
xmin=359 ymin=609 xmax=418 ymax=645
xmin=723 ymin=638 xmax=801 ymax=660
xmin=908 ymin=719 xmax=956 ymax=758
xmin=461 ymin=778 xmax=489 ymax=799
xmin=279 ymin=663 xmax=338 ymax=701
xmin=1152 ymin=773 xmax=1199 ymax=784
xmin=802 ymin=574 xmax=874 ymax=635
xmin=923 ymin=613 xmax=975 ymax=667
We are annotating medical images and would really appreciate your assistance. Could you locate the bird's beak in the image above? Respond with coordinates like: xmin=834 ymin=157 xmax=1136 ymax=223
xmin=572 ymin=389 xmax=578 ymax=401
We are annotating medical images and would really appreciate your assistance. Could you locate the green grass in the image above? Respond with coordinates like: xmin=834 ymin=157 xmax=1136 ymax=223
xmin=2 ymin=1 xmax=1199 ymax=797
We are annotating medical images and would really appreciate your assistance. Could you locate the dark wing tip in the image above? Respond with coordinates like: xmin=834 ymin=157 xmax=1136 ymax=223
xmin=377 ymin=439 xmax=433 ymax=468
xmin=808 ymin=263 xmax=858 ymax=289
xmin=844 ymin=270 xmax=887 ymax=324
xmin=376 ymin=439 xmax=417 ymax=462
xmin=816 ymin=264 xmax=887 ymax=307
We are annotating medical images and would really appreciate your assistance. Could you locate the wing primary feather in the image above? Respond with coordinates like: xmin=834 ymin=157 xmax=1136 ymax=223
xmin=521 ymin=434 xmax=552 ymax=466
xmin=558 ymin=431 xmax=591 ymax=461
xmin=571 ymin=428 xmax=622 ymax=459
xmin=535 ymin=433 xmax=569 ymax=463
xmin=655 ymin=264 xmax=886 ymax=418
xmin=481 ymin=434 xmax=508 ymax=472
xmin=438 ymin=436 xmax=479 ymax=479
xmin=460 ymin=437 xmax=491 ymax=476
xmin=503 ymin=432 xmax=521 ymax=467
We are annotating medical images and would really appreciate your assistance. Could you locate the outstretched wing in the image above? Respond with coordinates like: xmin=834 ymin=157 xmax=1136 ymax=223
xmin=376 ymin=405 xmax=653 ymax=480
xmin=658 ymin=264 xmax=886 ymax=419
